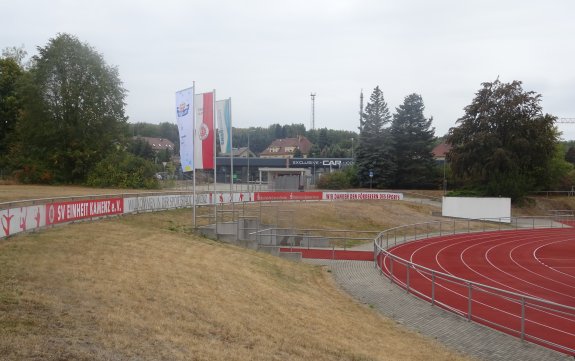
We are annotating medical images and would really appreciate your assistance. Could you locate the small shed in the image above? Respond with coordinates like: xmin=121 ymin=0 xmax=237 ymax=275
xmin=258 ymin=168 xmax=309 ymax=191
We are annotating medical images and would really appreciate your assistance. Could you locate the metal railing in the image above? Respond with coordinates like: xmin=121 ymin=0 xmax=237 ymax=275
xmin=373 ymin=217 xmax=575 ymax=355
xmin=250 ymin=227 xmax=379 ymax=250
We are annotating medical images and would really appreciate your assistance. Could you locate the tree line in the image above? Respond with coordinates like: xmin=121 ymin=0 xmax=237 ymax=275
xmin=2 ymin=33 xmax=574 ymax=198
xmin=335 ymin=81 xmax=574 ymax=200
xmin=0 ymin=33 xmax=358 ymax=187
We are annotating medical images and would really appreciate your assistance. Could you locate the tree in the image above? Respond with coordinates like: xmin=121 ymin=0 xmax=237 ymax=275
xmin=0 ymin=56 xmax=24 ymax=168
xmin=11 ymin=34 xmax=128 ymax=183
xmin=317 ymin=128 xmax=329 ymax=151
xmin=565 ymin=146 xmax=575 ymax=165
xmin=390 ymin=94 xmax=437 ymax=188
xmin=86 ymin=151 xmax=159 ymax=189
xmin=356 ymin=86 xmax=395 ymax=188
xmin=2 ymin=45 xmax=28 ymax=67
xmin=447 ymin=79 xmax=559 ymax=200
xmin=128 ymin=138 xmax=155 ymax=161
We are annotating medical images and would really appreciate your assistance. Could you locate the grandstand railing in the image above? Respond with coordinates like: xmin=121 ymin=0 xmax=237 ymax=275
xmin=373 ymin=217 xmax=575 ymax=355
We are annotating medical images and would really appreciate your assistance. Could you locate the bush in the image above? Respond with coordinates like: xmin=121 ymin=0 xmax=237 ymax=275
xmin=87 ymin=152 xmax=160 ymax=189
xmin=317 ymin=167 xmax=357 ymax=190
xmin=12 ymin=163 xmax=55 ymax=184
xmin=445 ymin=189 xmax=485 ymax=197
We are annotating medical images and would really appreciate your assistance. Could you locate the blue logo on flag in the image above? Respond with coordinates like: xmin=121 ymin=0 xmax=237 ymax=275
xmin=177 ymin=103 xmax=190 ymax=117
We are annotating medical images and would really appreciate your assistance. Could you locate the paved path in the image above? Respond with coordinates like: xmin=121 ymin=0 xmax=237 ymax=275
xmin=304 ymin=259 xmax=571 ymax=361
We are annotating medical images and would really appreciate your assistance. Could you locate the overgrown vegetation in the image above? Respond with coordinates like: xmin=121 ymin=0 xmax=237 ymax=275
xmin=316 ymin=166 xmax=358 ymax=189
xmin=86 ymin=152 xmax=159 ymax=189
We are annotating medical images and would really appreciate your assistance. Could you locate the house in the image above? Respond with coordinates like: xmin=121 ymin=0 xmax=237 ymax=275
xmin=260 ymin=136 xmax=313 ymax=159
xmin=137 ymin=137 xmax=175 ymax=152
xmin=220 ymin=147 xmax=256 ymax=158
xmin=432 ymin=142 xmax=451 ymax=162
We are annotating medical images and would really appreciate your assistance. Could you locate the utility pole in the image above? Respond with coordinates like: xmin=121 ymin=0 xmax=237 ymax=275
xmin=247 ymin=130 xmax=250 ymax=192
xmin=310 ymin=93 xmax=316 ymax=130
xmin=359 ymin=89 xmax=364 ymax=127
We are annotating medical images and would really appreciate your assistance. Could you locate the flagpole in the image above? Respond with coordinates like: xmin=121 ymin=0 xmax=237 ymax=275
xmin=213 ymin=89 xmax=217 ymax=232
xmin=229 ymin=98 xmax=234 ymax=195
xmin=192 ymin=82 xmax=197 ymax=228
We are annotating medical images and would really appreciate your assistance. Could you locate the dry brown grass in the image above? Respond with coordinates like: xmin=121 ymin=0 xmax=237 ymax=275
xmin=0 ymin=184 xmax=131 ymax=203
xmin=0 ymin=191 xmax=474 ymax=360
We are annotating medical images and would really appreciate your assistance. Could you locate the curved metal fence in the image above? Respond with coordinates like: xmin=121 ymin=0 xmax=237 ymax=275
xmin=373 ymin=217 xmax=575 ymax=355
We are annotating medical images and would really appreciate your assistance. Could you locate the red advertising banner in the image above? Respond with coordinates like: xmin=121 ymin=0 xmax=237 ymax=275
xmin=46 ymin=198 xmax=124 ymax=225
xmin=323 ymin=192 xmax=403 ymax=201
xmin=253 ymin=192 xmax=323 ymax=201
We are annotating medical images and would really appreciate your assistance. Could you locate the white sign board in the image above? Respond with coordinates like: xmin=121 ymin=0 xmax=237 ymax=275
xmin=442 ymin=197 xmax=511 ymax=223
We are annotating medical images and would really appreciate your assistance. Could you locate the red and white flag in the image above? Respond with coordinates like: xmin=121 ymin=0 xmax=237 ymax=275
xmin=194 ymin=92 xmax=215 ymax=169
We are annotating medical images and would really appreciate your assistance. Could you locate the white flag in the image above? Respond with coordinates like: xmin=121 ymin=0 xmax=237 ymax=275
xmin=176 ymin=86 xmax=194 ymax=172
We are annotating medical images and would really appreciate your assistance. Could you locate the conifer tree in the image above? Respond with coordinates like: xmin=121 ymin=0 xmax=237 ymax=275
xmin=356 ymin=86 xmax=395 ymax=188
xmin=391 ymin=94 xmax=436 ymax=188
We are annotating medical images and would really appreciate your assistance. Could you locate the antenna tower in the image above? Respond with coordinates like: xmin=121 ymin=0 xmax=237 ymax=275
xmin=359 ymin=89 xmax=364 ymax=123
xmin=310 ymin=93 xmax=316 ymax=130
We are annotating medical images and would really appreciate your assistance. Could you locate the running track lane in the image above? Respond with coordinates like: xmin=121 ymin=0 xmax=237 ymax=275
xmin=379 ymin=228 xmax=575 ymax=355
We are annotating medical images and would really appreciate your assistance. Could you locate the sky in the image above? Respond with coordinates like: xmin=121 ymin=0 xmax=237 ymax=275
xmin=2 ymin=0 xmax=575 ymax=139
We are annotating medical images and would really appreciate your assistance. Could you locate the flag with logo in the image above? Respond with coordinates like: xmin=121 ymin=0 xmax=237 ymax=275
xmin=194 ymin=92 xmax=215 ymax=169
xmin=175 ymin=86 xmax=194 ymax=172
xmin=216 ymin=98 xmax=232 ymax=154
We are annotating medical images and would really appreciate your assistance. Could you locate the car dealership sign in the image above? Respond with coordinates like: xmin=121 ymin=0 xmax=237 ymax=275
xmin=289 ymin=158 xmax=354 ymax=168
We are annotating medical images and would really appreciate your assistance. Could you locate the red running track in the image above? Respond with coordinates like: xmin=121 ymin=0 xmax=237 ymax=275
xmin=379 ymin=228 xmax=575 ymax=355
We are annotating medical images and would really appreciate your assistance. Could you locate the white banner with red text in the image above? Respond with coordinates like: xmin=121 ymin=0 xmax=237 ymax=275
xmin=323 ymin=191 xmax=403 ymax=201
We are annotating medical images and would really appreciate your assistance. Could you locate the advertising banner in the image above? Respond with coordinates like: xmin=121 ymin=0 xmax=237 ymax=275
xmin=253 ymin=192 xmax=324 ymax=201
xmin=123 ymin=193 xmax=218 ymax=213
xmin=322 ymin=192 xmax=403 ymax=201
xmin=214 ymin=192 xmax=252 ymax=204
xmin=45 ymin=198 xmax=124 ymax=225
xmin=1 ymin=205 xmax=46 ymax=238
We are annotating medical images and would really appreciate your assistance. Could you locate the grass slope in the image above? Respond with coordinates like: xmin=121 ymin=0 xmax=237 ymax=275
xmin=0 ymin=205 xmax=471 ymax=361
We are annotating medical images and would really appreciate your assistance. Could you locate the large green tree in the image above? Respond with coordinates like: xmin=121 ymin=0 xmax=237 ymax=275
xmin=11 ymin=34 xmax=128 ymax=183
xmin=0 ymin=56 xmax=24 ymax=168
xmin=356 ymin=86 xmax=395 ymax=188
xmin=391 ymin=94 xmax=437 ymax=188
xmin=447 ymin=79 xmax=559 ymax=200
